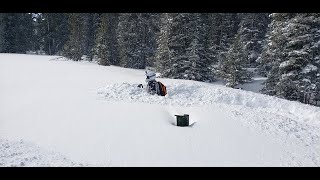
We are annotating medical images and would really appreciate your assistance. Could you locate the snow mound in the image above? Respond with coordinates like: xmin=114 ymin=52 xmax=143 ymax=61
xmin=49 ymin=56 xmax=71 ymax=61
xmin=0 ymin=139 xmax=84 ymax=167
xmin=97 ymin=81 xmax=320 ymax=127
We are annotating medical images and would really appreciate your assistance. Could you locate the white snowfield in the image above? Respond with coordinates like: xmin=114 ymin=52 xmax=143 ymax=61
xmin=0 ymin=139 xmax=83 ymax=167
xmin=0 ymin=53 xmax=319 ymax=166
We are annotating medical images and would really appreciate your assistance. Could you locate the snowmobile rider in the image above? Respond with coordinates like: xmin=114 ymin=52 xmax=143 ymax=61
xmin=138 ymin=70 xmax=167 ymax=96
xmin=145 ymin=70 xmax=161 ymax=95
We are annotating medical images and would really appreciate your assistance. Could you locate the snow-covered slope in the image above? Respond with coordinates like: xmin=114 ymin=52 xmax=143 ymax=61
xmin=0 ymin=53 xmax=319 ymax=166
xmin=0 ymin=138 xmax=83 ymax=167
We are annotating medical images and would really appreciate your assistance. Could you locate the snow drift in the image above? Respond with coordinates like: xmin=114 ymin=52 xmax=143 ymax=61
xmin=97 ymin=81 xmax=320 ymax=127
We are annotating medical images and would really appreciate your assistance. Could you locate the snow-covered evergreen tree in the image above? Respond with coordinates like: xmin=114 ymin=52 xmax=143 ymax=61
xmin=63 ymin=13 xmax=99 ymax=62
xmin=204 ymin=13 xmax=240 ymax=77
xmin=220 ymin=33 xmax=254 ymax=88
xmin=260 ymin=13 xmax=294 ymax=96
xmin=63 ymin=13 xmax=86 ymax=61
xmin=94 ymin=13 xmax=120 ymax=66
xmin=261 ymin=13 xmax=320 ymax=105
xmin=117 ymin=13 xmax=160 ymax=69
xmin=161 ymin=13 xmax=213 ymax=82
xmin=309 ymin=14 xmax=320 ymax=105
xmin=82 ymin=13 xmax=97 ymax=61
xmin=236 ymin=13 xmax=270 ymax=67
xmin=293 ymin=14 xmax=320 ymax=104
xmin=217 ymin=13 xmax=269 ymax=88
xmin=216 ymin=14 xmax=240 ymax=63
xmin=155 ymin=13 xmax=171 ymax=74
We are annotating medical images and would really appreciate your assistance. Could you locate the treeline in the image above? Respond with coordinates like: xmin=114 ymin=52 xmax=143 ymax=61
xmin=1 ymin=13 xmax=320 ymax=106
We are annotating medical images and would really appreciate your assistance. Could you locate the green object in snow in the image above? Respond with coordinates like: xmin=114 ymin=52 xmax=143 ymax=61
xmin=175 ymin=114 xmax=189 ymax=127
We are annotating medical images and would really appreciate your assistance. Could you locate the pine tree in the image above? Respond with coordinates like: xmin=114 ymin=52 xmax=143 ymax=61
xmin=155 ymin=13 xmax=171 ymax=74
xmin=94 ymin=13 xmax=109 ymax=65
xmin=216 ymin=13 xmax=269 ymax=88
xmin=261 ymin=13 xmax=320 ymax=105
xmin=40 ymin=13 xmax=69 ymax=55
xmin=289 ymin=14 xmax=320 ymax=104
xmin=30 ymin=13 xmax=44 ymax=53
xmin=144 ymin=13 xmax=161 ymax=68
xmin=117 ymin=13 xmax=143 ymax=68
xmin=236 ymin=13 xmax=270 ymax=67
xmin=205 ymin=13 xmax=240 ymax=77
xmin=63 ymin=13 xmax=85 ymax=61
xmin=309 ymin=14 xmax=320 ymax=105
xmin=117 ymin=13 xmax=160 ymax=69
xmin=217 ymin=13 xmax=240 ymax=63
xmin=84 ymin=13 xmax=98 ymax=61
xmin=161 ymin=13 xmax=213 ymax=82
xmin=0 ymin=13 xmax=33 ymax=53
xmin=63 ymin=13 xmax=98 ymax=61
xmin=220 ymin=33 xmax=253 ymax=88
xmin=94 ymin=13 xmax=120 ymax=66
xmin=0 ymin=14 xmax=5 ymax=52
xmin=276 ymin=13 xmax=312 ymax=101
xmin=260 ymin=13 xmax=294 ymax=96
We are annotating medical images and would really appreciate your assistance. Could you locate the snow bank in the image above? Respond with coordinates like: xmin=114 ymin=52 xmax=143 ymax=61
xmin=97 ymin=81 xmax=320 ymax=127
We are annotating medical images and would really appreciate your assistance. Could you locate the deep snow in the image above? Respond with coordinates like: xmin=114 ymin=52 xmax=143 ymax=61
xmin=0 ymin=138 xmax=83 ymax=167
xmin=0 ymin=53 xmax=319 ymax=166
